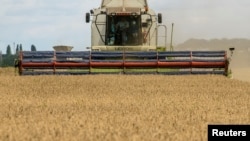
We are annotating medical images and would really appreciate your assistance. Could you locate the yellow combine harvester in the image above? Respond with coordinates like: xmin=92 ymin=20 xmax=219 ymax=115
xmin=16 ymin=0 xmax=233 ymax=75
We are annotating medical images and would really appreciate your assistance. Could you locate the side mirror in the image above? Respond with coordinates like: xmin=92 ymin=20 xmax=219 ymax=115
xmin=86 ymin=13 xmax=90 ymax=23
xmin=228 ymin=47 xmax=235 ymax=60
xmin=229 ymin=48 xmax=235 ymax=51
xmin=158 ymin=13 xmax=162 ymax=24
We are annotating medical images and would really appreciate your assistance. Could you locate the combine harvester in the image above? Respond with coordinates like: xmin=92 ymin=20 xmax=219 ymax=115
xmin=16 ymin=0 xmax=233 ymax=75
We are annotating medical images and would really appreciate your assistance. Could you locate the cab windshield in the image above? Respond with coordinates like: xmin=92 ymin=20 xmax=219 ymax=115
xmin=106 ymin=16 xmax=142 ymax=46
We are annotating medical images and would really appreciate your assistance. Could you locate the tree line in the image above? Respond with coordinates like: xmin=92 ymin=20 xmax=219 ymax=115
xmin=0 ymin=44 xmax=37 ymax=67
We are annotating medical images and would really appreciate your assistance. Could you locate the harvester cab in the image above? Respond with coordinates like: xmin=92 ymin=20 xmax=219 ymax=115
xmin=16 ymin=0 xmax=232 ymax=75
xmin=86 ymin=0 xmax=165 ymax=51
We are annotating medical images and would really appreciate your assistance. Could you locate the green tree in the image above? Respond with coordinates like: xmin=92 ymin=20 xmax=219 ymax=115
xmin=6 ymin=45 xmax=12 ymax=55
xmin=2 ymin=55 xmax=16 ymax=67
xmin=31 ymin=44 xmax=37 ymax=51
xmin=16 ymin=44 xmax=20 ymax=55
xmin=1 ymin=45 xmax=17 ymax=67
xmin=20 ymin=44 xmax=23 ymax=51
xmin=0 ymin=51 xmax=2 ymax=67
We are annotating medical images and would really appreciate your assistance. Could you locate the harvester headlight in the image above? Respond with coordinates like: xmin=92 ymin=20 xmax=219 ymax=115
xmin=131 ymin=12 xmax=137 ymax=16
xmin=101 ymin=11 xmax=106 ymax=14
xmin=149 ymin=49 xmax=156 ymax=51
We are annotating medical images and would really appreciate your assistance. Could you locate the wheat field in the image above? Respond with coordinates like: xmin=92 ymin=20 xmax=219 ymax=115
xmin=0 ymin=67 xmax=249 ymax=141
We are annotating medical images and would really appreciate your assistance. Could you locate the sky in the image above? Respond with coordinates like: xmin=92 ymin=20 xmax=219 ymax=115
xmin=0 ymin=0 xmax=249 ymax=52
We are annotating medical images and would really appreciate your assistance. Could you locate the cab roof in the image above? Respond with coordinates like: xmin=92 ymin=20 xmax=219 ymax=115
xmin=101 ymin=0 xmax=148 ymax=8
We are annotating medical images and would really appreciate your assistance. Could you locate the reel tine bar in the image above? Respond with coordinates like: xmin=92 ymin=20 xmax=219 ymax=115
xmin=18 ymin=51 xmax=228 ymax=75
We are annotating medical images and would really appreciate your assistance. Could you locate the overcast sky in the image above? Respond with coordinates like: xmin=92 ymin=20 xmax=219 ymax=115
xmin=0 ymin=0 xmax=249 ymax=52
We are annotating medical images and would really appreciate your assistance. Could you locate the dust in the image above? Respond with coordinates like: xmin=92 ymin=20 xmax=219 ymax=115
xmin=229 ymin=50 xmax=250 ymax=82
